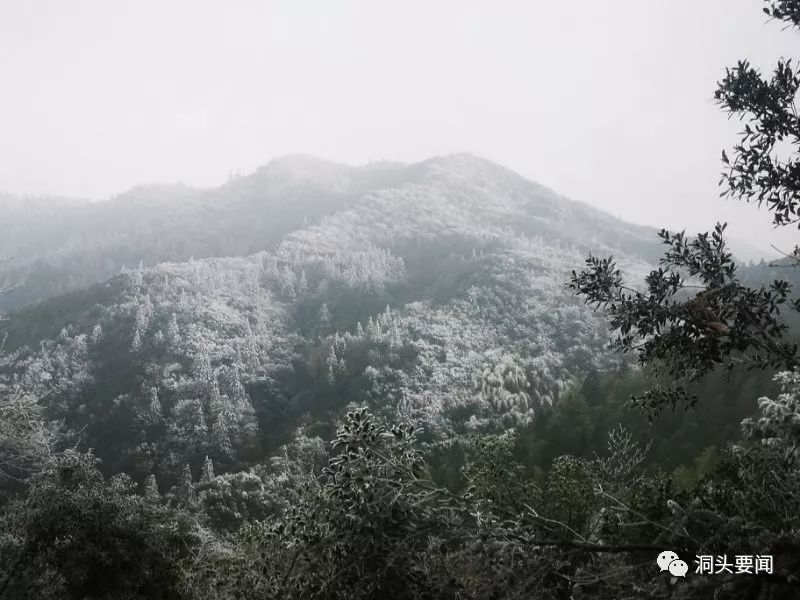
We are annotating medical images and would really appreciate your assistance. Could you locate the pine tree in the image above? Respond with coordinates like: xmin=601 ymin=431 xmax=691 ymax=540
xmin=173 ymin=464 xmax=196 ymax=507
xmin=367 ymin=316 xmax=381 ymax=338
xmin=148 ymin=388 xmax=162 ymax=421
xmin=194 ymin=350 xmax=215 ymax=392
xmin=297 ymin=270 xmax=309 ymax=296
xmin=212 ymin=418 xmax=234 ymax=459
xmin=318 ymin=303 xmax=331 ymax=331
xmin=201 ymin=455 xmax=215 ymax=483
xmin=326 ymin=345 xmax=338 ymax=385
xmin=166 ymin=314 xmax=181 ymax=349
xmin=131 ymin=264 xmax=144 ymax=288
xmin=279 ymin=266 xmax=296 ymax=298
xmin=208 ymin=384 xmax=238 ymax=459
xmin=322 ymin=256 xmax=337 ymax=278
xmin=336 ymin=357 xmax=347 ymax=378
xmin=334 ymin=331 xmax=347 ymax=353
xmin=135 ymin=295 xmax=153 ymax=331
xmin=224 ymin=366 xmax=248 ymax=411
xmin=172 ymin=399 xmax=208 ymax=450
xmin=144 ymin=473 xmax=160 ymax=501
xmin=131 ymin=329 xmax=142 ymax=353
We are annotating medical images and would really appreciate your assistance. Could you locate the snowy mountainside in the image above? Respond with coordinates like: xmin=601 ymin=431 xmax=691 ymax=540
xmin=1 ymin=153 xmax=656 ymax=484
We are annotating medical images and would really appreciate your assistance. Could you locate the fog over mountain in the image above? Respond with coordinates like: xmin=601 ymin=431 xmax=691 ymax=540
xmin=1 ymin=1 xmax=796 ymax=253
xmin=1 ymin=148 xmax=797 ymax=597
xmin=2 ymin=1 xmax=800 ymax=595
xmin=2 ymin=152 xmax=781 ymax=473
xmin=0 ymin=154 xmax=662 ymax=313
xmin=1 ymin=152 xmax=649 ymax=451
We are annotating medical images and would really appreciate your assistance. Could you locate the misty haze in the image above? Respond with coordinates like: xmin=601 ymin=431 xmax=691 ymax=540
xmin=1 ymin=2 xmax=799 ymax=599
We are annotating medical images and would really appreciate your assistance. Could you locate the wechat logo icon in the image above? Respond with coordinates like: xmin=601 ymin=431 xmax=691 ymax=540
xmin=657 ymin=550 xmax=688 ymax=577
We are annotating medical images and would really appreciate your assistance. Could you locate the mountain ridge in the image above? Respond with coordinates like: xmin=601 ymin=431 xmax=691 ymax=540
xmin=1 ymin=152 xmax=781 ymax=503
xmin=0 ymin=153 xmax=660 ymax=313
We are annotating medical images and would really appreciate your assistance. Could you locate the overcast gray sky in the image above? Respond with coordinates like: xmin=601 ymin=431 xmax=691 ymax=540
xmin=1 ymin=0 xmax=797 ymax=254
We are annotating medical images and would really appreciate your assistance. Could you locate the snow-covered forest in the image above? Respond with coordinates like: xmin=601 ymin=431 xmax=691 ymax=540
xmin=1 ymin=150 xmax=797 ymax=598
xmin=1 ymin=154 xmax=652 ymax=478
xmin=2 ymin=1 xmax=800 ymax=598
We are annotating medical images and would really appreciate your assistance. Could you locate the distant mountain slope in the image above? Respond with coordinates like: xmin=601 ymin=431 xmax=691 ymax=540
xmin=0 ymin=154 xmax=662 ymax=312
xmin=0 ymin=156 xmax=406 ymax=311
xmin=1 ymin=153 xmax=664 ymax=485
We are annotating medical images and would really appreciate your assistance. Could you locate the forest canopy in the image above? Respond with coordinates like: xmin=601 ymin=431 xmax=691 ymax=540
xmin=1 ymin=1 xmax=800 ymax=599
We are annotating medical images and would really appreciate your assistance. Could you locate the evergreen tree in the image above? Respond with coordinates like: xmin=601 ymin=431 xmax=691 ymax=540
xmin=1 ymin=452 xmax=200 ymax=599
xmin=318 ymin=302 xmax=331 ymax=335
xmin=166 ymin=313 xmax=181 ymax=349
xmin=279 ymin=265 xmax=296 ymax=298
xmin=212 ymin=418 xmax=234 ymax=459
xmin=297 ymin=270 xmax=309 ymax=296
xmin=147 ymin=387 xmax=162 ymax=422
xmin=130 ymin=329 xmax=142 ymax=353
xmin=172 ymin=463 xmax=196 ymax=507
xmin=326 ymin=345 xmax=338 ymax=386
xmin=144 ymin=473 xmax=160 ymax=501
xmin=201 ymin=455 xmax=215 ymax=484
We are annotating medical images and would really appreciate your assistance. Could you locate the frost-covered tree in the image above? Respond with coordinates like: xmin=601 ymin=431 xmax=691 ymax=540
xmin=169 ymin=399 xmax=209 ymax=459
xmin=742 ymin=369 xmax=800 ymax=464
xmin=297 ymin=270 xmax=308 ymax=296
xmin=480 ymin=354 xmax=531 ymax=411
xmin=318 ymin=302 xmax=331 ymax=335
xmin=130 ymin=329 xmax=142 ymax=354
xmin=166 ymin=313 xmax=181 ymax=349
xmin=171 ymin=463 xmax=197 ymax=508
xmin=0 ymin=388 xmax=67 ymax=482
xmin=196 ymin=468 xmax=275 ymax=530
xmin=326 ymin=345 xmax=338 ymax=386
xmin=144 ymin=473 xmax=160 ymax=501
xmin=200 ymin=455 xmax=215 ymax=484
xmin=0 ymin=451 xmax=201 ymax=599
xmin=147 ymin=387 xmax=162 ymax=422
xmin=212 ymin=416 xmax=234 ymax=460
xmin=279 ymin=265 xmax=296 ymax=298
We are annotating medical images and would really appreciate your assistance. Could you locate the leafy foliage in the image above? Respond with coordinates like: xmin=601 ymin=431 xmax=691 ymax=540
xmin=717 ymin=2 xmax=800 ymax=228
xmin=0 ymin=451 xmax=201 ymax=599
xmin=570 ymin=224 xmax=799 ymax=413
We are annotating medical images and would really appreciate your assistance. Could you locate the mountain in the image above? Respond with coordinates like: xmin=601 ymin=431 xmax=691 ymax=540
xmin=0 ymin=154 xmax=663 ymax=313
xmin=0 ymin=156 xmax=407 ymax=312
xmin=0 ymin=153 xmax=670 ymax=486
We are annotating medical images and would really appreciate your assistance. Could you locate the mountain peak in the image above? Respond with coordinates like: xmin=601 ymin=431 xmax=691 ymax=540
xmin=109 ymin=183 xmax=198 ymax=208
xmin=254 ymin=154 xmax=349 ymax=178
xmin=411 ymin=153 xmax=536 ymax=186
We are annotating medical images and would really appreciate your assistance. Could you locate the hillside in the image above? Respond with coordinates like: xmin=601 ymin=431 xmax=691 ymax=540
xmin=0 ymin=154 xmax=664 ymax=313
xmin=3 ymin=153 xmax=786 ymax=487
xmin=0 ymin=154 xmax=669 ymax=479
xmin=2 ymin=153 xmax=794 ymax=599
xmin=0 ymin=156 xmax=407 ymax=312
